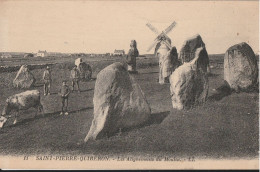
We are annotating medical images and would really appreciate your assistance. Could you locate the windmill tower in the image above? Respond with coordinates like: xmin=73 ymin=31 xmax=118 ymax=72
xmin=146 ymin=21 xmax=178 ymax=84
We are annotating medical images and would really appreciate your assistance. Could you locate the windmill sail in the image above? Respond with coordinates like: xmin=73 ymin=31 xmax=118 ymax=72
xmin=146 ymin=21 xmax=176 ymax=52
xmin=146 ymin=23 xmax=160 ymax=35
xmin=164 ymin=21 xmax=176 ymax=34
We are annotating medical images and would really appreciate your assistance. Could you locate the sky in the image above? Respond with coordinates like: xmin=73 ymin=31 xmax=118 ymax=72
xmin=0 ymin=1 xmax=259 ymax=54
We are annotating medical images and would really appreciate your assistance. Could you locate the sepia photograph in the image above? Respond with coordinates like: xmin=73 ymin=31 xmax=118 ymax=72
xmin=0 ymin=0 xmax=259 ymax=170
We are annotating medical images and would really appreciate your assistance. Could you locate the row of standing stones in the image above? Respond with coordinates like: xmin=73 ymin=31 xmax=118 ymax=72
xmin=84 ymin=35 xmax=258 ymax=142
xmin=12 ymin=59 xmax=92 ymax=89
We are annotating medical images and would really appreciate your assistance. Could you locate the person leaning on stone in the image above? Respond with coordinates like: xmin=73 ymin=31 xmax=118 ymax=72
xmin=70 ymin=66 xmax=81 ymax=92
xmin=126 ymin=40 xmax=139 ymax=72
xmin=43 ymin=66 xmax=52 ymax=96
xmin=58 ymin=80 xmax=71 ymax=115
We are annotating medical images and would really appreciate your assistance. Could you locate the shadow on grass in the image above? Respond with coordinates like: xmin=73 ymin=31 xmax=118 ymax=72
xmin=34 ymin=83 xmax=44 ymax=88
xmin=208 ymin=83 xmax=232 ymax=101
xmin=79 ymin=88 xmax=94 ymax=93
xmin=128 ymin=71 xmax=139 ymax=75
xmin=207 ymin=73 xmax=220 ymax=77
xmin=81 ymin=78 xmax=96 ymax=82
xmin=74 ymin=111 xmax=170 ymax=148
xmin=209 ymin=81 xmax=259 ymax=101
xmin=237 ymin=84 xmax=259 ymax=93
xmin=146 ymin=111 xmax=170 ymax=125
xmin=120 ymin=111 xmax=170 ymax=133
xmin=2 ymin=106 xmax=93 ymax=129
xmin=140 ymin=71 xmax=159 ymax=75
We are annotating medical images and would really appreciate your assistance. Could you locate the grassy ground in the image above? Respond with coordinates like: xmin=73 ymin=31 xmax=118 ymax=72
xmin=0 ymin=55 xmax=109 ymax=66
xmin=0 ymin=55 xmax=150 ymax=67
xmin=0 ymin=56 xmax=258 ymax=159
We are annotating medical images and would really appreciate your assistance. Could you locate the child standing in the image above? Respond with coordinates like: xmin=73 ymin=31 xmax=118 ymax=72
xmin=59 ymin=80 xmax=71 ymax=115
xmin=43 ymin=66 xmax=52 ymax=96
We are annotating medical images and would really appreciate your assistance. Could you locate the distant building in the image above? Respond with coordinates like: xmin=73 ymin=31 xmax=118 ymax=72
xmin=37 ymin=50 xmax=48 ymax=57
xmin=113 ymin=49 xmax=125 ymax=56
xmin=1 ymin=53 xmax=12 ymax=58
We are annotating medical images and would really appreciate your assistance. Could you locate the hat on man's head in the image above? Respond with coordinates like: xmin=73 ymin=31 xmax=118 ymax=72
xmin=46 ymin=66 xmax=50 ymax=69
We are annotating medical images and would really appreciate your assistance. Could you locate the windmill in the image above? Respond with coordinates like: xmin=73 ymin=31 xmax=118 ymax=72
xmin=146 ymin=21 xmax=177 ymax=53
xmin=146 ymin=21 xmax=177 ymax=84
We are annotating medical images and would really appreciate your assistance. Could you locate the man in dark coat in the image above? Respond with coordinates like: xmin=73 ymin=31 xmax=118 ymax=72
xmin=59 ymin=80 xmax=71 ymax=115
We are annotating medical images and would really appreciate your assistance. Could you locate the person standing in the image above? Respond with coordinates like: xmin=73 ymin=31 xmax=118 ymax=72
xmin=59 ymin=80 xmax=71 ymax=115
xmin=126 ymin=40 xmax=139 ymax=72
xmin=70 ymin=66 xmax=81 ymax=92
xmin=43 ymin=66 xmax=52 ymax=96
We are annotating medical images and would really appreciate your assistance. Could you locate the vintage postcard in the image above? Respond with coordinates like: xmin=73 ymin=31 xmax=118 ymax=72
xmin=0 ymin=0 xmax=259 ymax=170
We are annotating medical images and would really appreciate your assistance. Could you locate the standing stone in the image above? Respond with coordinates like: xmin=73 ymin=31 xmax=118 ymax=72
xmin=224 ymin=42 xmax=258 ymax=91
xmin=126 ymin=40 xmax=139 ymax=73
xmin=13 ymin=65 xmax=35 ymax=89
xmin=158 ymin=46 xmax=182 ymax=84
xmin=170 ymin=47 xmax=209 ymax=110
xmin=75 ymin=58 xmax=92 ymax=81
xmin=84 ymin=62 xmax=151 ymax=142
xmin=155 ymin=36 xmax=180 ymax=84
xmin=75 ymin=58 xmax=82 ymax=67
xmin=157 ymin=43 xmax=170 ymax=84
xmin=179 ymin=34 xmax=210 ymax=73
xmin=77 ymin=62 xmax=92 ymax=81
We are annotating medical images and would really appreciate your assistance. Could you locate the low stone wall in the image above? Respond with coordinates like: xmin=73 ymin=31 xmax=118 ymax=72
xmin=0 ymin=63 xmax=57 ymax=73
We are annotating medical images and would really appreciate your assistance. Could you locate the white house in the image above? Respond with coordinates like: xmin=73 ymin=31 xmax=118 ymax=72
xmin=37 ymin=50 xmax=48 ymax=57
xmin=113 ymin=49 xmax=125 ymax=56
